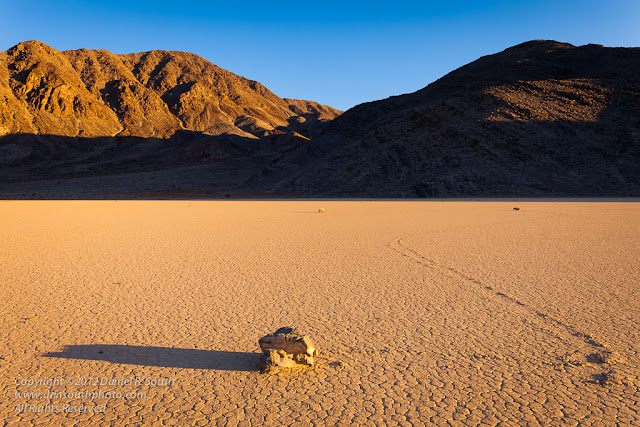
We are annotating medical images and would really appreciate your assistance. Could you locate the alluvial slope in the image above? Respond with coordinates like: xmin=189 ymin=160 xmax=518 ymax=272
xmin=0 ymin=41 xmax=341 ymax=139
xmin=266 ymin=41 xmax=640 ymax=197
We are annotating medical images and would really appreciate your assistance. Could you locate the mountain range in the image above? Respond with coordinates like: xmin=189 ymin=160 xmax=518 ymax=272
xmin=1 ymin=40 xmax=638 ymax=198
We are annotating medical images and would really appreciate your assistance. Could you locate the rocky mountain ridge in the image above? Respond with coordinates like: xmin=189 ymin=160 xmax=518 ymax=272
xmin=1 ymin=40 xmax=639 ymax=198
xmin=0 ymin=40 xmax=340 ymax=139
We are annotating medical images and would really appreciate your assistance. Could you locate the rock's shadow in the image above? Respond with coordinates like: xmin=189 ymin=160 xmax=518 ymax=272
xmin=43 ymin=345 xmax=259 ymax=371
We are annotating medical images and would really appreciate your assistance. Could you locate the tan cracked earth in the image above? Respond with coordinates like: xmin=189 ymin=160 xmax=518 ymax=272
xmin=1 ymin=200 xmax=639 ymax=426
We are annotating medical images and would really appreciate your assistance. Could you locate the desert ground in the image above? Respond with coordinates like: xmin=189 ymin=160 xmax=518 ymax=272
xmin=1 ymin=200 xmax=639 ymax=426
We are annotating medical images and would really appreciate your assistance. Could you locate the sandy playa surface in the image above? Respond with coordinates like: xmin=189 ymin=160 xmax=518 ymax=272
xmin=1 ymin=200 xmax=639 ymax=426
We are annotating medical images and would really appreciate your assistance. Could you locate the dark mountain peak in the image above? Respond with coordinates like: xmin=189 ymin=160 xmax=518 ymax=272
xmin=265 ymin=40 xmax=640 ymax=197
xmin=505 ymin=39 xmax=574 ymax=54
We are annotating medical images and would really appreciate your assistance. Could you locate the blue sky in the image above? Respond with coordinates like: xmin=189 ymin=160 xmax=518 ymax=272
xmin=2 ymin=0 xmax=638 ymax=111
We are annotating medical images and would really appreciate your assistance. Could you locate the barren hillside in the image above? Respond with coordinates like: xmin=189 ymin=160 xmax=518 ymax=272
xmin=262 ymin=41 xmax=640 ymax=197
xmin=0 ymin=41 xmax=340 ymax=139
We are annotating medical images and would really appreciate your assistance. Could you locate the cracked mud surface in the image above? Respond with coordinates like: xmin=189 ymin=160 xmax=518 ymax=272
xmin=1 ymin=200 xmax=639 ymax=425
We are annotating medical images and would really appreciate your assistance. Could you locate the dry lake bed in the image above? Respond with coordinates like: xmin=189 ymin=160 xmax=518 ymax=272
xmin=1 ymin=200 xmax=639 ymax=426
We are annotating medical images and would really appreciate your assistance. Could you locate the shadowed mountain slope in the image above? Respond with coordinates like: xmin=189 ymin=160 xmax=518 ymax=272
xmin=260 ymin=41 xmax=640 ymax=197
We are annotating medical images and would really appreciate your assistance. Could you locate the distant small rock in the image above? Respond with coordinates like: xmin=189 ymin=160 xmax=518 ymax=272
xmin=258 ymin=327 xmax=317 ymax=371
xmin=596 ymin=350 xmax=623 ymax=365
xmin=513 ymin=207 xmax=520 ymax=210
xmin=599 ymin=369 xmax=624 ymax=386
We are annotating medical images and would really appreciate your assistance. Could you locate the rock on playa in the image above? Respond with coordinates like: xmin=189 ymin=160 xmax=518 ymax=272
xmin=258 ymin=327 xmax=317 ymax=371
